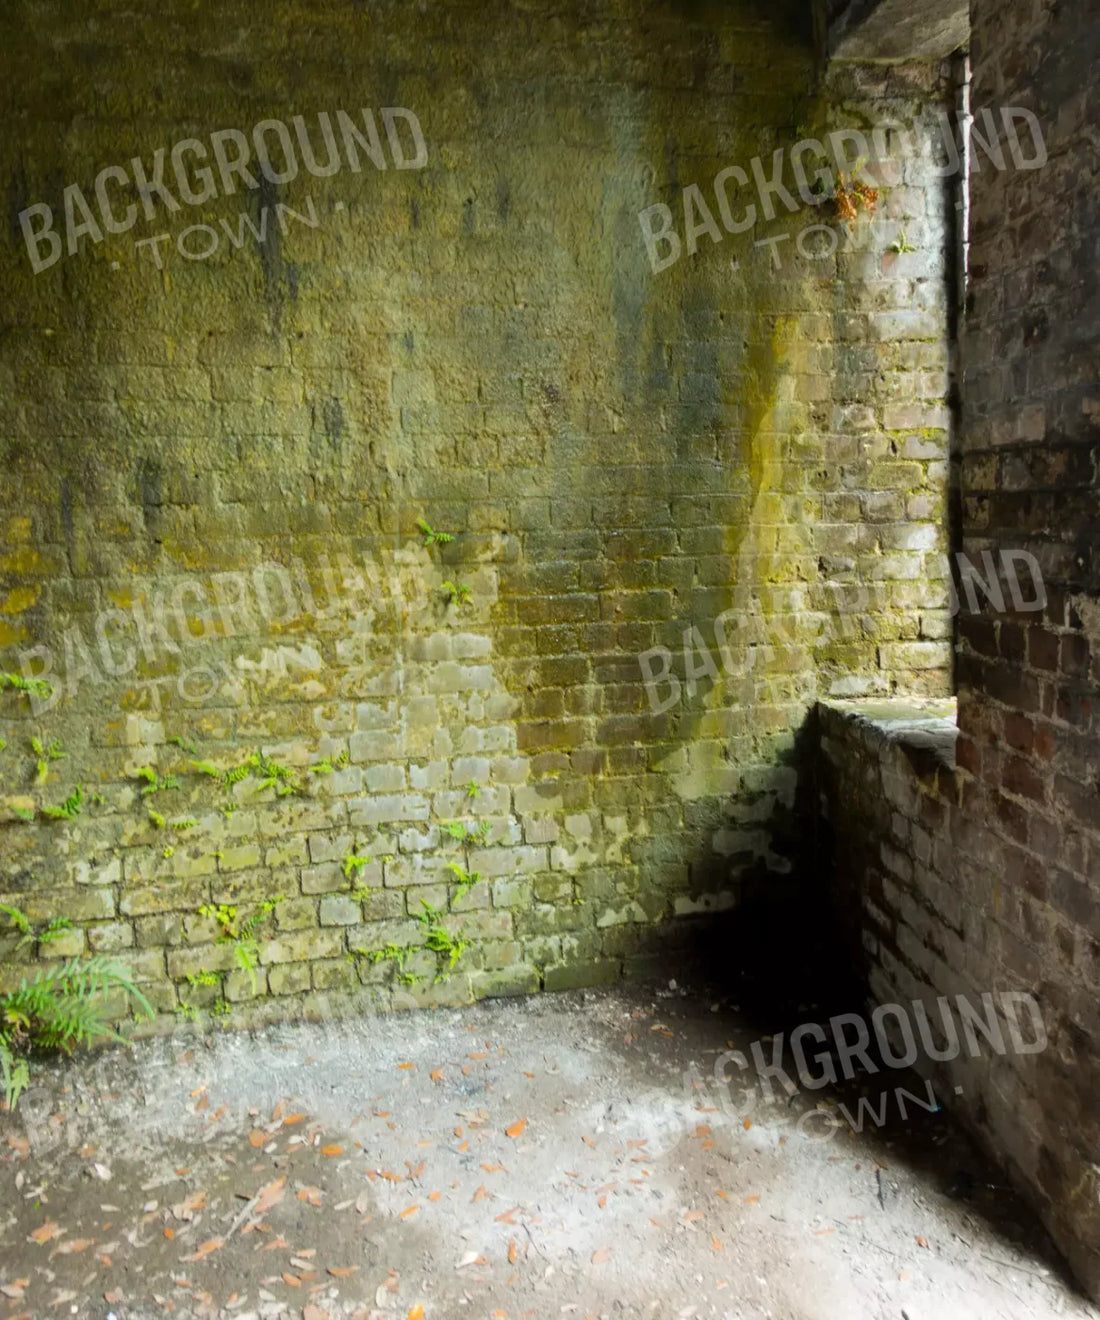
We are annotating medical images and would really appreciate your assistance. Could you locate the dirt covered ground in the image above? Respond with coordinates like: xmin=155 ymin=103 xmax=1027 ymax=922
xmin=0 ymin=981 xmax=1096 ymax=1320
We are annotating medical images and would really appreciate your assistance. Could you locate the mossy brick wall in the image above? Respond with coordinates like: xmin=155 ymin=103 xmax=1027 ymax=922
xmin=0 ymin=0 xmax=953 ymax=1023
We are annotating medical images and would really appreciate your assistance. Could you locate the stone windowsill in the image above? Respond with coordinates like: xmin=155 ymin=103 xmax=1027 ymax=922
xmin=818 ymin=697 xmax=959 ymax=772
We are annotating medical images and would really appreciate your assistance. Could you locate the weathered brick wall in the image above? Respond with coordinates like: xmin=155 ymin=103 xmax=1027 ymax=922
xmin=818 ymin=689 xmax=1100 ymax=1299
xmin=952 ymin=0 xmax=1100 ymax=1298
xmin=1 ymin=2 xmax=954 ymax=1024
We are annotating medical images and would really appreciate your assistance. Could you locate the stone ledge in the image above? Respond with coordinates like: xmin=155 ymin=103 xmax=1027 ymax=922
xmin=818 ymin=697 xmax=958 ymax=772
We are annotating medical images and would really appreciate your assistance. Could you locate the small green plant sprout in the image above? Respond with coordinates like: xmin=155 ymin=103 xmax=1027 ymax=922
xmin=417 ymin=517 xmax=453 ymax=547
xmin=171 ymin=734 xmax=198 ymax=754
xmin=171 ymin=817 xmax=198 ymax=831
xmin=441 ymin=820 xmax=468 ymax=840
xmin=418 ymin=900 xmax=468 ymax=979
xmin=0 ymin=904 xmax=74 ymax=954
xmin=11 ymin=806 xmax=35 ymax=823
xmin=441 ymin=580 xmax=472 ymax=607
xmin=147 ymin=807 xmax=166 ymax=829
xmin=310 ymin=748 xmax=350 ymax=775
xmin=134 ymin=767 xmax=180 ymax=796
xmin=888 ymin=230 xmax=917 ymax=253
xmin=30 ymin=736 xmax=65 ymax=784
xmin=0 ymin=671 xmax=53 ymax=700
xmin=465 ymin=780 xmax=481 ymax=800
xmin=343 ymin=850 xmax=373 ymax=881
xmin=0 ymin=738 xmax=6 ymax=753
xmin=189 ymin=759 xmax=220 ymax=779
xmin=361 ymin=941 xmax=412 ymax=970
xmin=198 ymin=898 xmax=281 ymax=992
xmin=221 ymin=801 xmax=238 ymax=817
xmin=211 ymin=849 xmax=224 ymax=861
xmin=184 ymin=969 xmax=220 ymax=988
xmin=42 ymin=784 xmax=83 ymax=821
xmin=445 ymin=861 xmax=481 ymax=900
xmin=162 ymin=845 xmax=175 ymax=859
xmin=199 ymin=903 xmax=240 ymax=938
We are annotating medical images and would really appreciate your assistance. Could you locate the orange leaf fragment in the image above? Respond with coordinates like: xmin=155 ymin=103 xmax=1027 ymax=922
xmin=711 ymin=1234 xmax=723 ymax=1252
xmin=30 ymin=1220 xmax=62 ymax=1244
xmin=916 ymin=1235 xmax=930 ymax=1249
xmin=481 ymin=1162 xmax=505 ymax=1174
xmin=321 ymin=1145 xmax=343 ymax=1157
xmin=328 ymin=1266 xmax=358 ymax=1278
xmin=282 ymin=1113 xmax=306 ymax=1127
xmin=508 ymin=1239 xmax=518 ymax=1264
xmin=685 ymin=1211 xmax=704 ymax=1222
xmin=581 ymin=1135 xmax=595 ymax=1148
xmin=163 ymin=1227 xmax=174 ymax=1240
xmin=505 ymin=1118 xmax=527 ymax=1139
xmin=742 ymin=1118 xmax=752 ymax=1130
xmin=591 ymin=1247 xmax=611 ymax=1264
xmin=398 ymin=1062 xmax=416 ymax=1070
xmin=408 ymin=1307 xmax=425 ymax=1320
xmin=430 ymin=1068 xmax=444 ymax=1082
xmin=248 ymin=1130 xmax=267 ymax=1148
xmin=428 ymin=1191 xmax=441 ymax=1202
xmin=399 ymin=1205 xmax=420 ymax=1219
xmin=282 ymin=1272 xmax=301 ymax=1287
xmin=182 ymin=1238 xmax=224 ymax=1261
xmin=743 ymin=1195 xmax=760 ymax=1204
xmin=297 ymin=1186 xmax=323 ymax=1207
xmin=53 ymin=1239 xmax=93 ymax=1256
xmin=472 ymin=1185 xmax=490 ymax=1203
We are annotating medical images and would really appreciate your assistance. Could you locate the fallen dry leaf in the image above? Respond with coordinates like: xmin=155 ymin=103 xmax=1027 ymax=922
xmin=248 ymin=1130 xmax=267 ymax=1148
xmin=429 ymin=1068 xmax=444 ymax=1082
xmin=181 ymin=1238 xmax=224 ymax=1262
xmin=508 ymin=1239 xmax=517 ymax=1264
xmin=399 ymin=1204 xmax=419 ymax=1219
xmin=0 ymin=1281 xmax=28 ymax=1300
xmin=297 ymin=1186 xmax=323 ymax=1207
xmin=505 ymin=1118 xmax=527 ymax=1139
xmin=30 ymin=1220 xmax=63 ymax=1245
xmin=254 ymin=1176 xmax=286 ymax=1214
xmin=53 ymin=1239 xmax=93 ymax=1256
xmin=327 ymin=1266 xmax=358 ymax=1278
xmin=321 ymin=1144 xmax=343 ymax=1157
xmin=282 ymin=1113 xmax=306 ymax=1127
xmin=171 ymin=1190 xmax=207 ymax=1222
xmin=408 ymin=1306 xmax=425 ymax=1320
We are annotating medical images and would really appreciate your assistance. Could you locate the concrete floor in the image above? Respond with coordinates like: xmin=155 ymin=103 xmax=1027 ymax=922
xmin=1 ymin=982 xmax=1097 ymax=1320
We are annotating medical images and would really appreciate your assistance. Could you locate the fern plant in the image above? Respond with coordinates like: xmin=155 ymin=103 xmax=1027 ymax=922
xmin=441 ymin=580 xmax=472 ymax=607
xmin=0 ymin=904 xmax=73 ymax=954
xmin=31 ymin=736 xmax=65 ymax=785
xmin=134 ymin=767 xmax=180 ymax=796
xmin=417 ymin=518 xmax=453 ymax=546
xmin=0 ymin=672 xmax=53 ymax=700
xmin=0 ymin=956 xmax=153 ymax=1109
xmin=42 ymin=783 xmax=83 ymax=820
xmin=445 ymin=861 xmax=481 ymax=901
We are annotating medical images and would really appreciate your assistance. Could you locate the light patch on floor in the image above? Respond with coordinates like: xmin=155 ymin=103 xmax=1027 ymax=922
xmin=1 ymin=984 xmax=1096 ymax=1320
